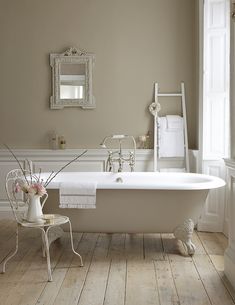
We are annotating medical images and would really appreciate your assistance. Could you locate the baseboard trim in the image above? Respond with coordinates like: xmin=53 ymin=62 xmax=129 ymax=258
xmin=197 ymin=221 xmax=223 ymax=233
xmin=0 ymin=210 xmax=13 ymax=219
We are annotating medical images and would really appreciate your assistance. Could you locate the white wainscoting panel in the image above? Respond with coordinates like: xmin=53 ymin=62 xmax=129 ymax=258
xmin=197 ymin=160 xmax=226 ymax=232
xmin=224 ymin=159 xmax=235 ymax=290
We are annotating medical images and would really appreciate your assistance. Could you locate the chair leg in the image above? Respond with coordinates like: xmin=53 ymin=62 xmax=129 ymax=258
xmin=68 ymin=220 xmax=83 ymax=267
xmin=41 ymin=228 xmax=52 ymax=282
xmin=2 ymin=224 xmax=19 ymax=273
xmin=41 ymin=231 xmax=46 ymax=258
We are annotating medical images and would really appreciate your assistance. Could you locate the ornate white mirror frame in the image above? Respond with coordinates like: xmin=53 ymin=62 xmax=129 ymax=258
xmin=50 ymin=47 xmax=95 ymax=109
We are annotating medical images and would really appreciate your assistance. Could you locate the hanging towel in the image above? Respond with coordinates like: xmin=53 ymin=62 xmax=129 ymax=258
xmin=159 ymin=168 xmax=186 ymax=172
xmin=59 ymin=181 xmax=97 ymax=209
xmin=166 ymin=115 xmax=184 ymax=130
xmin=158 ymin=116 xmax=185 ymax=158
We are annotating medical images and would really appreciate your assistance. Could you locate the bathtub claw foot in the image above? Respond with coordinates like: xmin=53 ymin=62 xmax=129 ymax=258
xmin=185 ymin=240 xmax=196 ymax=255
xmin=173 ymin=219 xmax=196 ymax=256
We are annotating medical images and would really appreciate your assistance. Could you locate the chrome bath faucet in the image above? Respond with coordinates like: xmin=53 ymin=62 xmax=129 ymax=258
xmin=100 ymin=135 xmax=136 ymax=172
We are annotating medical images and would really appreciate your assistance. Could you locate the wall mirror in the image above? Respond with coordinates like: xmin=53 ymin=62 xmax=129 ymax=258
xmin=50 ymin=47 xmax=95 ymax=109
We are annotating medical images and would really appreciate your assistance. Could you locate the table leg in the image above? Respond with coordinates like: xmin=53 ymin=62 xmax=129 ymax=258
xmin=2 ymin=223 xmax=20 ymax=273
xmin=68 ymin=220 xmax=83 ymax=267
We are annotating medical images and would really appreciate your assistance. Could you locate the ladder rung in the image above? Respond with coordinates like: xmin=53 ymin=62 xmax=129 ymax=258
xmin=153 ymin=82 xmax=189 ymax=172
xmin=157 ymin=93 xmax=182 ymax=97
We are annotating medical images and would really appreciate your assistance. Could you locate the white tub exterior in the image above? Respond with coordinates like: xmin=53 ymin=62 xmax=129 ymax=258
xmin=43 ymin=172 xmax=225 ymax=233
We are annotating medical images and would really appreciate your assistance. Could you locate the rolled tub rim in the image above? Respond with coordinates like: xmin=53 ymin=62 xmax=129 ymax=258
xmin=43 ymin=172 xmax=226 ymax=191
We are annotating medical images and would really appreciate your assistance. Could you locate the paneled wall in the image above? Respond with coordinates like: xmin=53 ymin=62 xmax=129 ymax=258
xmin=224 ymin=159 xmax=235 ymax=291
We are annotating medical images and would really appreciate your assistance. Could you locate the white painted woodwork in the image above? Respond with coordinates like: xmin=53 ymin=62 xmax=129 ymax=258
xmin=198 ymin=159 xmax=226 ymax=232
xmin=203 ymin=0 xmax=230 ymax=159
xmin=199 ymin=0 xmax=230 ymax=232
xmin=224 ymin=166 xmax=230 ymax=236
xmin=224 ymin=159 xmax=235 ymax=291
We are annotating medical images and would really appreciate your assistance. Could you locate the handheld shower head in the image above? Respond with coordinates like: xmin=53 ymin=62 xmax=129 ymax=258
xmin=111 ymin=135 xmax=126 ymax=139
xmin=100 ymin=142 xmax=107 ymax=148
xmin=100 ymin=135 xmax=126 ymax=148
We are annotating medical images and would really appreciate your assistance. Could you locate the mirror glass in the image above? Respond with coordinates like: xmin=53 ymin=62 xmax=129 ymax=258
xmin=50 ymin=47 xmax=95 ymax=109
xmin=60 ymin=63 xmax=85 ymax=100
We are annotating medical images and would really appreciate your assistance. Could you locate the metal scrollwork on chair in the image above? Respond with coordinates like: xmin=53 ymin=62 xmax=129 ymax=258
xmin=2 ymin=169 xmax=83 ymax=282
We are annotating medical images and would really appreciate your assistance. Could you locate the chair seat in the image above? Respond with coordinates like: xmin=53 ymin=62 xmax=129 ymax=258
xmin=21 ymin=214 xmax=69 ymax=228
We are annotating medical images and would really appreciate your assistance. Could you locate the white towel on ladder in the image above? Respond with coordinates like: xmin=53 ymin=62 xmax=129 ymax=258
xmin=59 ymin=182 xmax=97 ymax=209
xmin=158 ymin=116 xmax=185 ymax=158
xmin=166 ymin=115 xmax=184 ymax=130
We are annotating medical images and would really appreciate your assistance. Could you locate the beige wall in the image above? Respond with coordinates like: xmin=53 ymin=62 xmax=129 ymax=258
xmin=0 ymin=0 xmax=197 ymax=149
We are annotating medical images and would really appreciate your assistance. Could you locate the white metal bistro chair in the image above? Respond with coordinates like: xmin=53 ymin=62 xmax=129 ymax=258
xmin=2 ymin=169 xmax=83 ymax=282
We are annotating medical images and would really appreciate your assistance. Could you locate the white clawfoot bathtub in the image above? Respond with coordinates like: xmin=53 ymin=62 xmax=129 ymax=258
xmin=43 ymin=172 xmax=225 ymax=255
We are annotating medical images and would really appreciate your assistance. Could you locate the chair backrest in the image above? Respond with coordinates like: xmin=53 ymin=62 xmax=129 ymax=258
xmin=5 ymin=169 xmax=29 ymax=223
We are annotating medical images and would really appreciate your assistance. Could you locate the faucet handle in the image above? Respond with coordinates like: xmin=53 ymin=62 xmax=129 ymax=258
xmin=129 ymin=151 xmax=135 ymax=161
xmin=106 ymin=151 xmax=114 ymax=172
xmin=129 ymin=151 xmax=135 ymax=172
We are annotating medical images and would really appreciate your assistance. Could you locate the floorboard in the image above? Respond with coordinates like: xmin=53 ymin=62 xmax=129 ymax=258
xmin=0 ymin=221 xmax=234 ymax=305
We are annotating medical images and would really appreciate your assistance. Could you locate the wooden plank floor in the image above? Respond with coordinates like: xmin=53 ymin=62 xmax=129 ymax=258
xmin=0 ymin=220 xmax=234 ymax=305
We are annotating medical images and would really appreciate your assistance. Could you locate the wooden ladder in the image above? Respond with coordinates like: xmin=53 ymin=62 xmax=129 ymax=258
xmin=151 ymin=82 xmax=189 ymax=172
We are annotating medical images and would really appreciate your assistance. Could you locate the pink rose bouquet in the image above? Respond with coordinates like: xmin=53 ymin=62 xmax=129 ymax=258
xmin=15 ymin=180 xmax=47 ymax=197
